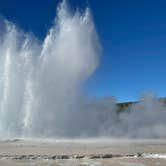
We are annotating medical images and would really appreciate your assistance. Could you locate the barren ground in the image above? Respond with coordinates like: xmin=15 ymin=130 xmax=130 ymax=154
xmin=0 ymin=138 xmax=166 ymax=165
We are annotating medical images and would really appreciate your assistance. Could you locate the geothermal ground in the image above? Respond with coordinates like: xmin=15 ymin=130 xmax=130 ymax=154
xmin=0 ymin=139 xmax=166 ymax=166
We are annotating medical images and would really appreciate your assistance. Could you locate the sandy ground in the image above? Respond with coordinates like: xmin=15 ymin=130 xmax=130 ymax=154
xmin=0 ymin=138 xmax=166 ymax=165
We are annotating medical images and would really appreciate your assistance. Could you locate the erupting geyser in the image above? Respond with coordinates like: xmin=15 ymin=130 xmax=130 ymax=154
xmin=0 ymin=1 xmax=101 ymax=137
xmin=1 ymin=1 xmax=166 ymax=139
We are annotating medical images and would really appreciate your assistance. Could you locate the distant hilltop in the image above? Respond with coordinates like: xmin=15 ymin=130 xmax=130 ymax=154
xmin=117 ymin=97 xmax=166 ymax=112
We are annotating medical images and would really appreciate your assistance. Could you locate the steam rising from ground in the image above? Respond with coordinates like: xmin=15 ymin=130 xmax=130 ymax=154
xmin=0 ymin=1 xmax=166 ymax=138
xmin=119 ymin=93 xmax=166 ymax=138
xmin=95 ymin=93 xmax=166 ymax=138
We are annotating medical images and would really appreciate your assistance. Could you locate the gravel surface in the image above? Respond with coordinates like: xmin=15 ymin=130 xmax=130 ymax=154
xmin=0 ymin=139 xmax=166 ymax=165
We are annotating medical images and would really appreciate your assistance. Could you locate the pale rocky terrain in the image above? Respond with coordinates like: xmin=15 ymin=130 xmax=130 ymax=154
xmin=0 ymin=139 xmax=166 ymax=166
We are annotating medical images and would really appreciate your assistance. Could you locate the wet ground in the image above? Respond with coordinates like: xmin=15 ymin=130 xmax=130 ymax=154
xmin=0 ymin=138 xmax=166 ymax=165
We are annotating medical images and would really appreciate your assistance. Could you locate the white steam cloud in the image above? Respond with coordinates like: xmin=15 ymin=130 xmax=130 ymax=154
xmin=118 ymin=93 xmax=166 ymax=138
xmin=88 ymin=93 xmax=166 ymax=138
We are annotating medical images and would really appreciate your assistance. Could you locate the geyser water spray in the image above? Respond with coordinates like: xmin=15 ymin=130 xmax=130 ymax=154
xmin=0 ymin=1 xmax=101 ymax=137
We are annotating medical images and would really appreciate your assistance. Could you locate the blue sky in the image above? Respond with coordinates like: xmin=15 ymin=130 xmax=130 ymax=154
xmin=0 ymin=0 xmax=166 ymax=102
